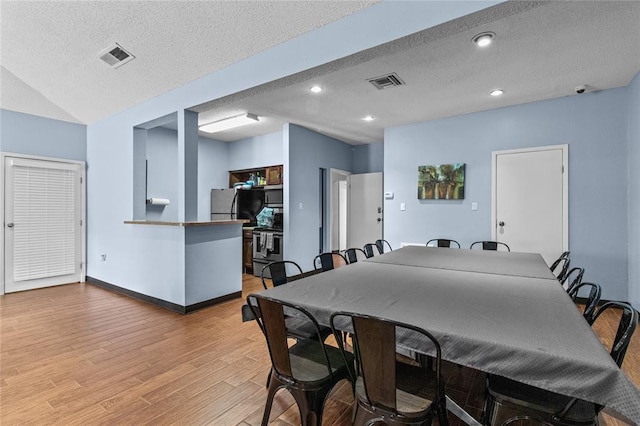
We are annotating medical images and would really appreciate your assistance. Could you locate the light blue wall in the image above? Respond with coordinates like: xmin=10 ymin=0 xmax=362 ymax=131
xmin=628 ymin=72 xmax=640 ymax=310
xmin=0 ymin=109 xmax=86 ymax=161
xmin=285 ymin=124 xmax=353 ymax=271
xmin=84 ymin=1 xmax=504 ymax=302
xmin=185 ymin=225 xmax=242 ymax=305
xmin=199 ymin=137 xmax=229 ymax=220
xmin=146 ymin=127 xmax=179 ymax=221
xmin=228 ymin=131 xmax=284 ymax=171
xmin=353 ymin=142 xmax=384 ymax=174
xmin=385 ymin=88 xmax=630 ymax=302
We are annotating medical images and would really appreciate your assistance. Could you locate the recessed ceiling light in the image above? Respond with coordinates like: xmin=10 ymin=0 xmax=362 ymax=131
xmin=199 ymin=113 xmax=259 ymax=133
xmin=310 ymin=85 xmax=322 ymax=93
xmin=362 ymin=115 xmax=375 ymax=121
xmin=490 ymin=89 xmax=504 ymax=97
xmin=473 ymin=32 xmax=495 ymax=47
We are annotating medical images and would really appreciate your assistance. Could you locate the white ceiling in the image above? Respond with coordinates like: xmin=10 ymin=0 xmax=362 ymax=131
xmin=0 ymin=0 xmax=378 ymax=123
xmin=2 ymin=1 xmax=640 ymax=146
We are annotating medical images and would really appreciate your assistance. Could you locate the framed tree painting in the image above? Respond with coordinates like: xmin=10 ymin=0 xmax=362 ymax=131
xmin=418 ymin=163 xmax=465 ymax=200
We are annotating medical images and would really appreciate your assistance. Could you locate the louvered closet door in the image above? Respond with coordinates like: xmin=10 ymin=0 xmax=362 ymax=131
xmin=4 ymin=157 xmax=84 ymax=293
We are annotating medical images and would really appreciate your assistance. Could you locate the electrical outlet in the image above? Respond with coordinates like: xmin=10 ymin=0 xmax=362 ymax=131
xmin=100 ymin=254 xmax=107 ymax=262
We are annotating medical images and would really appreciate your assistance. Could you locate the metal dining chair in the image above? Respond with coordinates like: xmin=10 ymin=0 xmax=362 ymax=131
xmin=344 ymin=247 xmax=368 ymax=264
xmin=247 ymin=294 xmax=354 ymax=426
xmin=426 ymin=238 xmax=461 ymax=248
xmin=375 ymin=239 xmax=393 ymax=254
xmin=470 ymin=241 xmax=510 ymax=251
xmin=330 ymin=311 xmax=448 ymax=425
xmin=313 ymin=252 xmax=348 ymax=272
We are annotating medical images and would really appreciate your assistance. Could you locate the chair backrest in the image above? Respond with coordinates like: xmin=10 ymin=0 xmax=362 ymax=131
xmin=568 ymin=282 xmax=601 ymax=323
xmin=247 ymin=294 xmax=334 ymax=381
xmin=375 ymin=239 xmax=393 ymax=254
xmin=314 ymin=252 xmax=347 ymax=271
xmin=330 ymin=311 xmax=444 ymax=413
xmin=363 ymin=243 xmax=378 ymax=258
xmin=261 ymin=260 xmax=303 ymax=289
xmin=470 ymin=241 xmax=510 ymax=251
xmin=551 ymin=257 xmax=571 ymax=282
xmin=550 ymin=251 xmax=570 ymax=270
xmin=344 ymin=247 xmax=367 ymax=264
xmin=589 ymin=301 xmax=638 ymax=367
xmin=426 ymin=238 xmax=461 ymax=248
xmin=561 ymin=267 xmax=584 ymax=293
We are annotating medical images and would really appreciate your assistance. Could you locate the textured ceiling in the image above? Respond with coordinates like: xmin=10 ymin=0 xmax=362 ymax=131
xmin=192 ymin=0 xmax=640 ymax=144
xmin=0 ymin=0 xmax=378 ymax=123
xmin=1 ymin=1 xmax=639 ymax=146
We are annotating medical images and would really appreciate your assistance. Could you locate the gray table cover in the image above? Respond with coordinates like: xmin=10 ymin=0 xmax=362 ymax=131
xmin=258 ymin=251 xmax=640 ymax=424
xmin=367 ymin=245 xmax=557 ymax=280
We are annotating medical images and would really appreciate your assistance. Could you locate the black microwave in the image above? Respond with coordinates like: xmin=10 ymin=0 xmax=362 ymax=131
xmin=264 ymin=187 xmax=283 ymax=207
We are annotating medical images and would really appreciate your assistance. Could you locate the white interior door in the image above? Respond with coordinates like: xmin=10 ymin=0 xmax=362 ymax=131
xmin=348 ymin=172 xmax=383 ymax=248
xmin=493 ymin=145 xmax=568 ymax=264
xmin=4 ymin=156 xmax=85 ymax=293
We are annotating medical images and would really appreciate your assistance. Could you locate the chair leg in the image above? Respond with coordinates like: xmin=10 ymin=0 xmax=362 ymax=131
xmin=437 ymin=398 xmax=449 ymax=426
xmin=290 ymin=386 xmax=330 ymax=426
xmin=261 ymin=372 xmax=282 ymax=426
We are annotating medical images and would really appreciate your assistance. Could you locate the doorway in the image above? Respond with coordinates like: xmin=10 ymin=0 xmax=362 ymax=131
xmin=348 ymin=172 xmax=383 ymax=249
xmin=2 ymin=154 xmax=85 ymax=294
xmin=329 ymin=169 xmax=350 ymax=252
xmin=492 ymin=145 xmax=568 ymax=265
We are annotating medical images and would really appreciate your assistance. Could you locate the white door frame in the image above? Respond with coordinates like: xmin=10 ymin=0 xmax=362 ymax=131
xmin=491 ymin=144 xmax=568 ymax=252
xmin=1 ymin=152 xmax=86 ymax=295
xmin=329 ymin=168 xmax=351 ymax=252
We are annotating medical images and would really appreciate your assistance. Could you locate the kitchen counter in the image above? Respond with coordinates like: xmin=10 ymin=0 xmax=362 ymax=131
xmin=124 ymin=219 xmax=248 ymax=227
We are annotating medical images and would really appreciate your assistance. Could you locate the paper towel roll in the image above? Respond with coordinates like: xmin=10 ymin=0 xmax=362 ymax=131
xmin=147 ymin=198 xmax=170 ymax=206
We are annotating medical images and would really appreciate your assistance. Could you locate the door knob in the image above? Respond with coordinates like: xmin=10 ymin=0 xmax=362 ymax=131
xmin=377 ymin=218 xmax=382 ymax=222
xmin=7 ymin=223 xmax=14 ymax=228
xmin=498 ymin=221 xmax=505 ymax=227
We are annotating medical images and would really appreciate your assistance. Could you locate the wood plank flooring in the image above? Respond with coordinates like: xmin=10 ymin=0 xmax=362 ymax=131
xmin=1 ymin=275 xmax=638 ymax=425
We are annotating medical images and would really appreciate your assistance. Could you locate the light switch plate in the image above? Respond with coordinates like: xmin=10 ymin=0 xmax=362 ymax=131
xmin=400 ymin=202 xmax=406 ymax=211
xmin=472 ymin=202 xmax=478 ymax=211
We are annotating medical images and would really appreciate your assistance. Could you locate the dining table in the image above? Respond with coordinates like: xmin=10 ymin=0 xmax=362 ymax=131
xmin=254 ymin=246 xmax=640 ymax=424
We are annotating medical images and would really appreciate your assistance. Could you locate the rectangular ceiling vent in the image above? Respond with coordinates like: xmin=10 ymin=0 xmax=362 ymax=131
xmin=367 ymin=73 xmax=405 ymax=90
xmin=98 ymin=43 xmax=135 ymax=68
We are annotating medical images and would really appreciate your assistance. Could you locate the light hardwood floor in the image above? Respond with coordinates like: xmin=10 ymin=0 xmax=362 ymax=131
xmin=1 ymin=275 xmax=638 ymax=425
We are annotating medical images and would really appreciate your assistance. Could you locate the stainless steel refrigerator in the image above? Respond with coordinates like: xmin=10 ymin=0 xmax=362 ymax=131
xmin=211 ymin=188 xmax=264 ymax=225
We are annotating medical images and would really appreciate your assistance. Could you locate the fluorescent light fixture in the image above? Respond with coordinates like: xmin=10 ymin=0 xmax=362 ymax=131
xmin=362 ymin=115 xmax=375 ymax=121
xmin=199 ymin=113 xmax=259 ymax=133
xmin=310 ymin=85 xmax=323 ymax=93
xmin=473 ymin=32 xmax=495 ymax=47
xmin=490 ymin=89 xmax=504 ymax=97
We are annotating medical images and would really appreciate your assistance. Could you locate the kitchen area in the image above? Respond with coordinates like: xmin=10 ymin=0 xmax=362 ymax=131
xmin=211 ymin=164 xmax=284 ymax=278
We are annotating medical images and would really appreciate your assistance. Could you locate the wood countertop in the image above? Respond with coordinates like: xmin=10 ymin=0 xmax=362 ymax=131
xmin=124 ymin=220 xmax=249 ymax=227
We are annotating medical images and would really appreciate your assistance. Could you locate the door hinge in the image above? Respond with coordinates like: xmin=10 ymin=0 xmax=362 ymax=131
xmin=80 ymin=219 xmax=83 ymax=226
xmin=562 ymin=165 xmax=564 ymax=173
xmin=80 ymin=177 xmax=83 ymax=184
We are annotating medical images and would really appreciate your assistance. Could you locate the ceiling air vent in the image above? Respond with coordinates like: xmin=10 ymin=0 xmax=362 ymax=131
xmin=98 ymin=43 xmax=135 ymax=68
xmin=367 ymin=73 xmax=405 ymax=90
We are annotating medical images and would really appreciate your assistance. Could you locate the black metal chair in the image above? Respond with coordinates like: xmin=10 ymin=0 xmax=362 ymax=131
xmin=375 ymin=239 xmax=393 ymax=254
xmin=484 ymin=301 xmax=638 ymax=426
xmin=259 ymin=260 xmax=332 ymax=351
xmin=260 ymin=260 xmax=303 ymax=289
xmin=470 ymin=241 xmax=510 ymax=251
xmin=247 ymin=294 xmax=354 ymax=426
xmin=344 ymin=247 xmax=368 ymax=264
xmin=550 ymin=251 xmax=571 ymax=282
xmin=560 ymin=267 xmax=584 ymax=293
xmin=363 ymin=243 xmax=378 ymax=258
xmin=426 ymin=239 xmax=461 ymax=248
xmin=568 ymin=282 xmax=601 ymax=323
xmin=313 ymin=252 xmax=347 ymax=272
xmin=330 ymin=311 xmax=449 ymax=426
